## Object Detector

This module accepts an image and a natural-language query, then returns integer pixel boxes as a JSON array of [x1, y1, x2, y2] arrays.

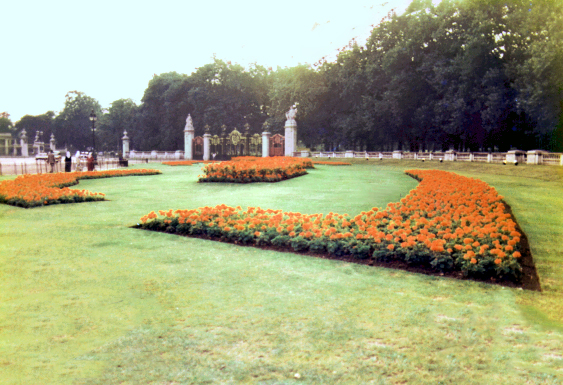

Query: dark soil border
[[133, 211, 541, 291], [501, 200, 541, 291]]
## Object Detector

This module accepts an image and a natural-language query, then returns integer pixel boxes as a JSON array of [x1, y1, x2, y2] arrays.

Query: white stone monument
[[122, 130, 130, 156], [284, 106, 297, 156], [184, 114, 195, 160]]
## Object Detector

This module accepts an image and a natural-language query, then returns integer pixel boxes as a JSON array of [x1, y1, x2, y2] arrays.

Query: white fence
[[128, 150, 184, 160], [304, 150, 563, 166]]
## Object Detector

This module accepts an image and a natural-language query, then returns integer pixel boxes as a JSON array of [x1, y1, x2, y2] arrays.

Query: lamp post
[[89, 110, 97, 159]]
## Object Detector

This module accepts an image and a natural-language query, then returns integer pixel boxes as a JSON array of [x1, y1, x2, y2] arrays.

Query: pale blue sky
[[2, 0, 414, 122]]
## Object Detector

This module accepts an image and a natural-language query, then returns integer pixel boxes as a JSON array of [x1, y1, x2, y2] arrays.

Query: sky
[[2, 0, 416, 123]]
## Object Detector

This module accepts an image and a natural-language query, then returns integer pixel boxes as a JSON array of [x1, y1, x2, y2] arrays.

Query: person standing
[[87, 154, 95, 172], [64, 151, 72, 172], [47, 150, 56, 173]]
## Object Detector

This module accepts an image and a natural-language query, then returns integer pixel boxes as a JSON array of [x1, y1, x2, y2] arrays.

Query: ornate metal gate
[[193, 124, 285, 159], [193, 136, 203, 160], [207, 124, 263, 160], [269, 134, 284, 157]]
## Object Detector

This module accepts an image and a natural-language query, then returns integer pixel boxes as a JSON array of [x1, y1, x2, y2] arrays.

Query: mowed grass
[[0, 161, 562, 384]]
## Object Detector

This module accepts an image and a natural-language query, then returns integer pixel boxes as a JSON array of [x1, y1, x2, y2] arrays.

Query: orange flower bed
[[138, 169, 524, 282], [162, 160, 218, 166], [198, 157, 313, 183], [0, 169, 161, 208]]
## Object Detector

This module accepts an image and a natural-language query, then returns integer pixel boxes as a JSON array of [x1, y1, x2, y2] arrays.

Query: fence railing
[[3, 149, 562, 176], [543, 153, 563, 166], [128, 150, 184, 160], [0, 157, 126, 176], [307, 150, 563, 166]]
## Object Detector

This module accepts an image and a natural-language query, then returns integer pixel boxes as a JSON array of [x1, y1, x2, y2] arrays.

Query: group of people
[[45, 150, 95, 173]]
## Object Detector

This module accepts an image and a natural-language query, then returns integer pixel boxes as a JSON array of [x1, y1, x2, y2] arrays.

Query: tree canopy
[[126, 0, 561, 152]]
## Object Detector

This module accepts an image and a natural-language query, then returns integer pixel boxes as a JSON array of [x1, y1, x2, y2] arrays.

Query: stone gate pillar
[[203, 125, 211, 161], [184, 114, 195, 160], [122, 130, 130, 156], [262, 131, 271, 157], [284, 106, 297, 156], [50, 133, 56, 151], [20, 129, 28, 157]]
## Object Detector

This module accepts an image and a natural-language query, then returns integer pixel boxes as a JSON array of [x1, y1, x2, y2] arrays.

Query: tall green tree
[[0, 117, 14, 134], [267, 64, 328, 148], [14, 111, 55, 142], [187, 59, 266, 134], [501, 0, 563, 149], [136, 72, 188, 150], [52, 91, 102, 151], [97, 99, 138, 153], [135, 60, 271, 150]]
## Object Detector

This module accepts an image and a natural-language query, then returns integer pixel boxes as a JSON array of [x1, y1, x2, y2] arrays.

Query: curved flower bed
[[137, 169, 523, 282], [198, 157, 313, 183], [0, 169, 161, 208]]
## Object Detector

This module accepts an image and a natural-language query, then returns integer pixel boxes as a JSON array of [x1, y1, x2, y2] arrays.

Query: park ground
[[0, 160, 562, 384]]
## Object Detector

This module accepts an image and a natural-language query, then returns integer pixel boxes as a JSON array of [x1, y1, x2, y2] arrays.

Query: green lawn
[[1, 161, 562, 384]]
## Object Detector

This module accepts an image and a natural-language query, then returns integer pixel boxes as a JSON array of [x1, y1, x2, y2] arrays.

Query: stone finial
[[244, 122, 250, 135], [204, 124, 210, 133], [122, 130, 129, 140], [20, 129, 27, 139], [184, 114, 194, 132]]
